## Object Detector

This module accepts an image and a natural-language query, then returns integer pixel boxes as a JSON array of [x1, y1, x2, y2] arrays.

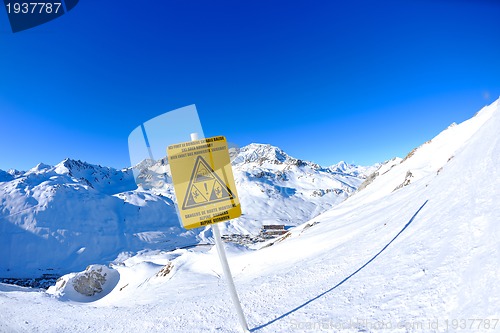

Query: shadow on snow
[[251, 200, 429, 332]]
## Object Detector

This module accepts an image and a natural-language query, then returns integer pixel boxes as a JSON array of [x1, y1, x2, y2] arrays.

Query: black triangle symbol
[[182, 156, 235, 210]]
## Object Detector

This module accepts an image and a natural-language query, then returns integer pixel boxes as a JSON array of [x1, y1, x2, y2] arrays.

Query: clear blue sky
[[1, 0, 499, 171]]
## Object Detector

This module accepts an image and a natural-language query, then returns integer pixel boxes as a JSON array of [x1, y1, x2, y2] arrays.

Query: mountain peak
[[25, 162, 52, 175], [59, 158, 98, 171], [233, 143, 289, 165], [331, 160, 349, 171], [0, 169, 14, 182], [233, 143, 315, 168], [328, 160, 379, 178]]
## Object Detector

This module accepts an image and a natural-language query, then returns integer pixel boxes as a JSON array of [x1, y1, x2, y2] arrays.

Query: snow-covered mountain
[[0, 147, 372, 279], [226, 143, 376, 234], [1, 98, 498, 333], [0, 159, 194, 279], [329, 160, 380, 178], [133, 143, 377, 235], [0, 98, 499, 332]]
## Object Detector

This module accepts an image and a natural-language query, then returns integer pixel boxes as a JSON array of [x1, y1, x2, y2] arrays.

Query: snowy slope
[[1, 147, 370, 279], [235, 97, 500, 329], [354, 100, 497, 204], [238, 98, 500, 330], [0, 99, 498, 333]]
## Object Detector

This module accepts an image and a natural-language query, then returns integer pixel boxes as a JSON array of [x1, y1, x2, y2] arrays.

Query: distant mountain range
[[0, 144, 376, 278]]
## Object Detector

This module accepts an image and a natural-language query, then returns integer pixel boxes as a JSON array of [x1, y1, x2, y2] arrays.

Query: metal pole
[[212, 223, 250, 333], [190, 132, 249, 333]]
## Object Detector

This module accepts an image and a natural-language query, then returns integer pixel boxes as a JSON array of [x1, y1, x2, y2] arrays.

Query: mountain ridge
[[0, 144, 373, 278]]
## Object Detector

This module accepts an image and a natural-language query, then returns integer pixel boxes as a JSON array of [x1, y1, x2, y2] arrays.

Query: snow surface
[[1, 98, 499, 332]]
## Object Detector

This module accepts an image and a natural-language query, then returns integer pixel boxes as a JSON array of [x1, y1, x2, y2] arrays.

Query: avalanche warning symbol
[[168, 135, 241, 229], [182, 156, 235, 210]]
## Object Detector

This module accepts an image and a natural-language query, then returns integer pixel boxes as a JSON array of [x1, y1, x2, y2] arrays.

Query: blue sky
[[1, 0, 499, 171]]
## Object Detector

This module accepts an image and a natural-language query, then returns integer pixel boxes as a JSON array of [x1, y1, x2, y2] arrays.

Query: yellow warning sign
[[167, 136, 241, 229]]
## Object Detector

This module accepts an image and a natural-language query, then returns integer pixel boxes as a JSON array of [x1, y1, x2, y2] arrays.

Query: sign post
[[168, 133, 249, 333]]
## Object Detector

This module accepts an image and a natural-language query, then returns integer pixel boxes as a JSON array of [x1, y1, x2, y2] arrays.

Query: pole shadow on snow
[[251, 200, 429, 332]]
